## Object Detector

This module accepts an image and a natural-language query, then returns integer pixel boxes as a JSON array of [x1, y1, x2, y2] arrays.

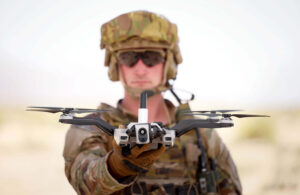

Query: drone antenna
[[138, 91, 152, 123], [140, 92, 147, 109]]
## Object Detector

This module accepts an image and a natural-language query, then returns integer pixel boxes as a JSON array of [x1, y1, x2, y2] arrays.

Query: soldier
[[63, 11, 242, 195]]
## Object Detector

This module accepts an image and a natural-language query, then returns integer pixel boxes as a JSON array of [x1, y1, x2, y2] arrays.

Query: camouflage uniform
[[63, 100, 242, 194]]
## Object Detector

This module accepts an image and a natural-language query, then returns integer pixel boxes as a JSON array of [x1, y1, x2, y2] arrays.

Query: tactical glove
[[108, 140, 165, 179]]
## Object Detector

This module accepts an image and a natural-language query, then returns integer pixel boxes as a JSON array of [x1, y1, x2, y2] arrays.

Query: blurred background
[[0, 0, 299, 194]]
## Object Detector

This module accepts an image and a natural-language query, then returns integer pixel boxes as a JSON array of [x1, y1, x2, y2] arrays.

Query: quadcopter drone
[[27, 91, 269, 148]]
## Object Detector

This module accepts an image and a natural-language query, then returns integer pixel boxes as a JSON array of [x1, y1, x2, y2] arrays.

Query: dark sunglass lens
[[142, 51, 164, 67], [118, 52, 139, 67]]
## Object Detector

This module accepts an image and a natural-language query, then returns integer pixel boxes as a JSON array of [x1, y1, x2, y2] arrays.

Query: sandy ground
[[0, 107, 299, 195]]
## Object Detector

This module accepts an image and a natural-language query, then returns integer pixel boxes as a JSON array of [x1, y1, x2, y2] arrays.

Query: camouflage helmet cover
[[100, 11, 183, 93], [101, 11, 178, 49]]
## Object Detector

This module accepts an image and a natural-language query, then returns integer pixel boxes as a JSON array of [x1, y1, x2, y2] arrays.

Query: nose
[[133, 59, 148, 76]]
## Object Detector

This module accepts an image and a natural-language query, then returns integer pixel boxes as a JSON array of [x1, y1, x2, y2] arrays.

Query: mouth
[[131, 81, 151, 84]]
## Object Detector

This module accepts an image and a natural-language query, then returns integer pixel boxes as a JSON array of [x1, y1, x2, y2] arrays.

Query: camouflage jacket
[[63, 100, 242, 195]]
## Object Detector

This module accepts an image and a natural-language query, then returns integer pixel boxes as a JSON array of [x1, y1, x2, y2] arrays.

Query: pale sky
[[0, 0, 299, 109]]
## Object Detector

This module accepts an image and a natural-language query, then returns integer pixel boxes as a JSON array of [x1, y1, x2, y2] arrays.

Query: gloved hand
[[108, 140, 165, 179]]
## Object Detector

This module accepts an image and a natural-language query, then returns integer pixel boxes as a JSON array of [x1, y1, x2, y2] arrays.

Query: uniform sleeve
[[63, 125, 136, 195], [203, 129, 242, 195]]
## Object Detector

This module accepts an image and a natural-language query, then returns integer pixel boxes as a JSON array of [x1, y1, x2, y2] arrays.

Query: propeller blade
[[213, 109, 243, 113], [27, 106, 112, 114], [182, 110, 211, 113], [26, 108, 62, 113], [184, 109, 243, 113], [227, 114, 270, 118], [27, 106, 71, 114], [183, 113, 222, 117], [185, 112, 270, 119], [27, 106, 64, 110], [70, 109, 111, 114]]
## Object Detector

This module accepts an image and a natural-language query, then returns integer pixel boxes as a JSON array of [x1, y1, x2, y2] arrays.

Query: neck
[[122, 91, 169, 124]]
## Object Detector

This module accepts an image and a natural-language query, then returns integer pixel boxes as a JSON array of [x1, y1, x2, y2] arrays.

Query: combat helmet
[[100, 11, 183, 96]]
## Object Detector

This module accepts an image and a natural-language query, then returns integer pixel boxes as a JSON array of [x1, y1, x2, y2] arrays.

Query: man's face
[[118, 52, 164, 89]]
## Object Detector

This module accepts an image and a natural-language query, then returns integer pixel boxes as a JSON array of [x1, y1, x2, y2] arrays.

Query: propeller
[[183, 109, 243, 114], [185, 112, 269, 118], [26, 106, 110, 114], [222, 114, 270, 118]]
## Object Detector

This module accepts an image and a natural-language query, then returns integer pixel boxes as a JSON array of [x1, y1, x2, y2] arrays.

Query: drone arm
[[59, 117, 115, 136], [172, 119, 228, 137]]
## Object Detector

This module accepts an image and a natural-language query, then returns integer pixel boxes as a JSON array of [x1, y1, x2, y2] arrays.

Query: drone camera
[[134, 123, 150, 144]]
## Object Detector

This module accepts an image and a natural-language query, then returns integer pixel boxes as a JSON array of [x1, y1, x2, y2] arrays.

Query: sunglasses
[[117, 51, 165, 67]]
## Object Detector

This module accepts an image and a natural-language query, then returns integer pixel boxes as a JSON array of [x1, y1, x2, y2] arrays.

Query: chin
[[132, 84, 153, 89]]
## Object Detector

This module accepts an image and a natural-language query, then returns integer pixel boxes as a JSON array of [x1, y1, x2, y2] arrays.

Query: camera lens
[[139, 128, 146, 135]]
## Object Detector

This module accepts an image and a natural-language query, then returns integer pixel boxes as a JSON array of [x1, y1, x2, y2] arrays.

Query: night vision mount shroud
[[27, 91, 269, 148]]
